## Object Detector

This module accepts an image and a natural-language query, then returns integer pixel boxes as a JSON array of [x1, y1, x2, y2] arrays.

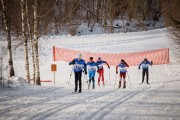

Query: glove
[[138, 66, 140, 69], [151, 61, 153, 65], [116, 71, 118, 74], [108, 66, 110, 69]]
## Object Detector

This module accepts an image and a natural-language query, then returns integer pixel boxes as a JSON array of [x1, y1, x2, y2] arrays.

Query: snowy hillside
[[0, 29, 180, 120]]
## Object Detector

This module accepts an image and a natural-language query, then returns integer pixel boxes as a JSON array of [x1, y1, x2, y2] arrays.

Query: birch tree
[[1, 0, 15, 77], [34, 0, 40, 85], [26, 0, 36, 84], [21, 0, 30, 83]]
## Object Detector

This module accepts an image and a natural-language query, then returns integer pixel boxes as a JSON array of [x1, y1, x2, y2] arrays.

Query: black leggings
[[74, 72, 82, 92], [142, 69, 149, 83], [89, 77, 95, 86]]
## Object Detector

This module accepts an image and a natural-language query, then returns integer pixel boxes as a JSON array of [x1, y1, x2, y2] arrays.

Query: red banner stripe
[[53, 46, 170, 66]]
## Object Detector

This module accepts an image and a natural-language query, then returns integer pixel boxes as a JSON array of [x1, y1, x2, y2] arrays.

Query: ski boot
[[118, 81, 121, 88], [103, 81, 105, 86], [92, 84, 95, 89], [123, 82, 126, 88], [147, 79, 149, 85], [88, 83, 91, 89], [98, 82, 100, 87]]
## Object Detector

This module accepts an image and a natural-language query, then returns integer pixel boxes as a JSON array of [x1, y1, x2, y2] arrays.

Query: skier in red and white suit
[[96, 57, 110, 86]]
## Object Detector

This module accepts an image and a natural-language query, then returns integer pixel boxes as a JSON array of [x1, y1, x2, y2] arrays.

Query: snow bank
[[2, 76, 30, 88]]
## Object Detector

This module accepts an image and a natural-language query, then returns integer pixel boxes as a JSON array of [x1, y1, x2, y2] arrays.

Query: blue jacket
[[86, 61, 99, 72], [139, 61, 152, 70], [69, 58, 86, 72], [96, 60, 107, 69]]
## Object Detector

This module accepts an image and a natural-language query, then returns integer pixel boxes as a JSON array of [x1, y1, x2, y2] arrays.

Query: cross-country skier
[[69, 54, 87, 93], [86, 57, 99, 89], [116, 59, 129, 88], [96, 57, 110, 86], [138, 58, 153, 84]]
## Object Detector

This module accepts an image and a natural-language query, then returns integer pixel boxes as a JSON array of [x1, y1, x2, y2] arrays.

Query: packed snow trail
[[0, 80, 180, 120], [0, 29, 180, 120], [0, 87, 58, 102]]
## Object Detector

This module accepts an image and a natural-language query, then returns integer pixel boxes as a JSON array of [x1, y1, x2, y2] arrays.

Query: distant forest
[[0, 0, 179, 36]]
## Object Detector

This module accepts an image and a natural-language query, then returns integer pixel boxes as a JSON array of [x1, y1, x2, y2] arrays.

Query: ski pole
[[127, 71, 131, 85], [83, 71, 88, 89], [108, 68, 111, 84], [83, 72, 85, 89], [137, 69, 140, 82], [85, 74, 89, 89], [84, 68, 89, 89], [87, 75, 90, 90], [67, 66, 73, 84], [149, 65, 153, 83], [0, 57, 2, 88], [150, 65, 153, 77], [105, 71, 107, 84], [114, 73, 117, 88]]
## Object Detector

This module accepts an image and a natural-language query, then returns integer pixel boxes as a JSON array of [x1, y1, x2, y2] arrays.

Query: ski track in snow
[[11, 85, 150, 120], [1, 81, 180, 120], [18, 89, 119, 119], [0, 87, 58, 102], [0, 87, 64, 113], [77, 86, 152, 120], [0, 29, 180, 120]]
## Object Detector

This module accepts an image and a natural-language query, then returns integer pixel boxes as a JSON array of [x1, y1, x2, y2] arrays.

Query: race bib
[[74, 64, 84, 70], [142, 64, 148, 69], [98, 64, 103, 69], [88, 66, 96, 71], [120, 67, 127, 72]]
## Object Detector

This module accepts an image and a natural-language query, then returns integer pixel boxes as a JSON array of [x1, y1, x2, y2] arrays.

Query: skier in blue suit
[[86, 57, 99, 89], [139, 58, 153, 84], [69, 54, 87, 93]]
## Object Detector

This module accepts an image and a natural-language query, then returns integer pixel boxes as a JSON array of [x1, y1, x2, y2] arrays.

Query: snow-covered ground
[[0, 29, 180, 120]]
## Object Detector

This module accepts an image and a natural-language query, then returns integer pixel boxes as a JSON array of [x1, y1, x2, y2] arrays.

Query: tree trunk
[[21, 0, 30, 83], [25, 0, 36, 84], [146, 0, 152, 20], [86, 0, 89, 20], [109, 0, 113, 33], [87, 0, 91, 27], [1, 0, 15, 77], [142, 0, 146, 21], [34, 0, 41, 85], [64, 0, 69, 23], [103, 0, 107, 26], [30, 35, 36, 84], [128, 0, 137, 22], [96, 0, 101, 23]]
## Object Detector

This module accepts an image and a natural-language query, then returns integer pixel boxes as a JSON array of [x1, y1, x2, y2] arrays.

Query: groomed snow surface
[[0, 29, 180, 120]]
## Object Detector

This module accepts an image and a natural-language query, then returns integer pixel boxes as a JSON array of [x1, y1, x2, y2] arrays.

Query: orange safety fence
[[53, 46, 170, 66], [40, 80, 52, 82]]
